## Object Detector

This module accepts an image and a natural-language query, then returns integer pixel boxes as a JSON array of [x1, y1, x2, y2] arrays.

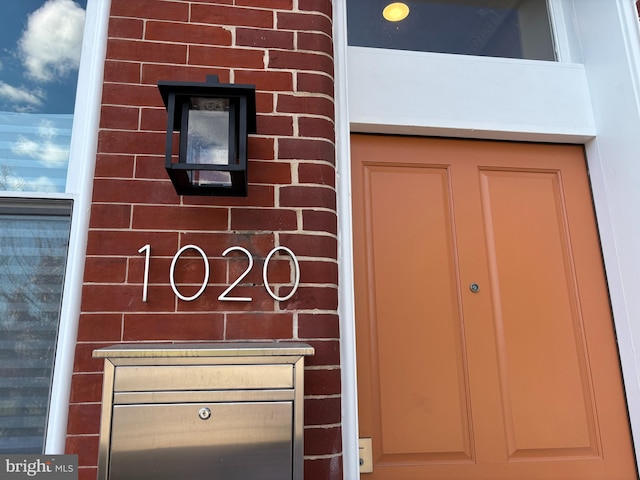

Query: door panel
[[479, 168, 597, 458], [361, 164, 473, 461], [351, 134, 636, 479]]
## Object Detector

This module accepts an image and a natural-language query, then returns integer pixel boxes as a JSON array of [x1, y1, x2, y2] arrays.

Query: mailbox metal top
[[93, 342, 314, 359]]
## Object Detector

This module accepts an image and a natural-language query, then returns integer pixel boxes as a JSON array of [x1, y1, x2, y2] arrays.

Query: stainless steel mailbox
[[94, 342, 314, 480]]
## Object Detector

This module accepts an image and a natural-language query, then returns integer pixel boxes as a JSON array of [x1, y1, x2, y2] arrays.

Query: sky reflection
[[0, 0, 86, 193]]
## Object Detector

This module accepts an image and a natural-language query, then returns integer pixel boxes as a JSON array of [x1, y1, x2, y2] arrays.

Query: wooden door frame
[[334, 1, 640, 479]]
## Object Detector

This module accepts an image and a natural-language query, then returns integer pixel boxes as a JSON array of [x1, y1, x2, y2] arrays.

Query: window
[[0, 0, 87, 193], [347, 0, 556, 61], [0, 0, 88, 453], [0, 200, 72, 454]]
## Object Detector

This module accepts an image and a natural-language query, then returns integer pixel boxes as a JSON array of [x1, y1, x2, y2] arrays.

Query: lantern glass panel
[[186, 97, 232, 187]]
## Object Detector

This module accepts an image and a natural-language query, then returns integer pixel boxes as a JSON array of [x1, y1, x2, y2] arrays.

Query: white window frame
[[35, 0, 110, 453], [334, 0, 640, 478]]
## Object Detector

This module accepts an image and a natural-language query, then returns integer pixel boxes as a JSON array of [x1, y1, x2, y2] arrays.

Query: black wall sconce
[[158, 76, 256, 196]]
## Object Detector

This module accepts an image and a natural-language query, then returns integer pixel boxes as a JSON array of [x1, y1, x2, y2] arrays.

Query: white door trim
[[333, 1, 360, 478]]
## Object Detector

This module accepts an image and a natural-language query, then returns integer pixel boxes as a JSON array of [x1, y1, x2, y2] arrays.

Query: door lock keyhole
[[198, 407, 211, 420]]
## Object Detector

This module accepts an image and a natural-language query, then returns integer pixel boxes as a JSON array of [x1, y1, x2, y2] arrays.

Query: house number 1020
[[137, 244, 300, 303]]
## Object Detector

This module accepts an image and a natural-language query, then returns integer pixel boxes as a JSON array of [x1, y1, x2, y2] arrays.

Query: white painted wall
[[348, 47, 595, 142], [335, 0, 640, 477], [576, 0, 640, 459]]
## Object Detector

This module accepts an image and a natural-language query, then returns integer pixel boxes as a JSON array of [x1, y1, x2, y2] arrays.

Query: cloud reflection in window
[[0, 0, 86, 193]]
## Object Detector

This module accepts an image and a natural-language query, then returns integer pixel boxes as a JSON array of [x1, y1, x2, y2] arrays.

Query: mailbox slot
[[94, 343, 314, 480]]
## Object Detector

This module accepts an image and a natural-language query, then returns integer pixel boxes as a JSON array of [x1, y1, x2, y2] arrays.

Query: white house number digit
[[263, 246, 300, 301], [218, 246, 253, 302], [138, 244, 151, 302], [138, 245, 299, 303], [170, 244, 210, 302]]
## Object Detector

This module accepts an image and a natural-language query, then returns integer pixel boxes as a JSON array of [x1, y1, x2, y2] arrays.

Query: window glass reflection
[[0, 204, 72, 453], [0, 0, 87, 193], [348, 0, 556, 61]]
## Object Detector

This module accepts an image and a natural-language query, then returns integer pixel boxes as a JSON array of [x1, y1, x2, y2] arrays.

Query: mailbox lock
[[198, 407, 212, 420]]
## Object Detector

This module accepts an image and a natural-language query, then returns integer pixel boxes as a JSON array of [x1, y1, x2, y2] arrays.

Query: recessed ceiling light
[[383, 2, 410, 22]]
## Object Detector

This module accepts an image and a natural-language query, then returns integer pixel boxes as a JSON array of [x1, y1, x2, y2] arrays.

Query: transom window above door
[[347, 0, 556, 61]]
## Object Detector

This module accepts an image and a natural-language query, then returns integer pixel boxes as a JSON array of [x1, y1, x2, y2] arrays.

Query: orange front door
[[351, 134, 636, 479]]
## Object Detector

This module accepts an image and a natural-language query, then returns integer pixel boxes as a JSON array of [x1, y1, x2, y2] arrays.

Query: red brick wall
[[65, 1, 340, 479]]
